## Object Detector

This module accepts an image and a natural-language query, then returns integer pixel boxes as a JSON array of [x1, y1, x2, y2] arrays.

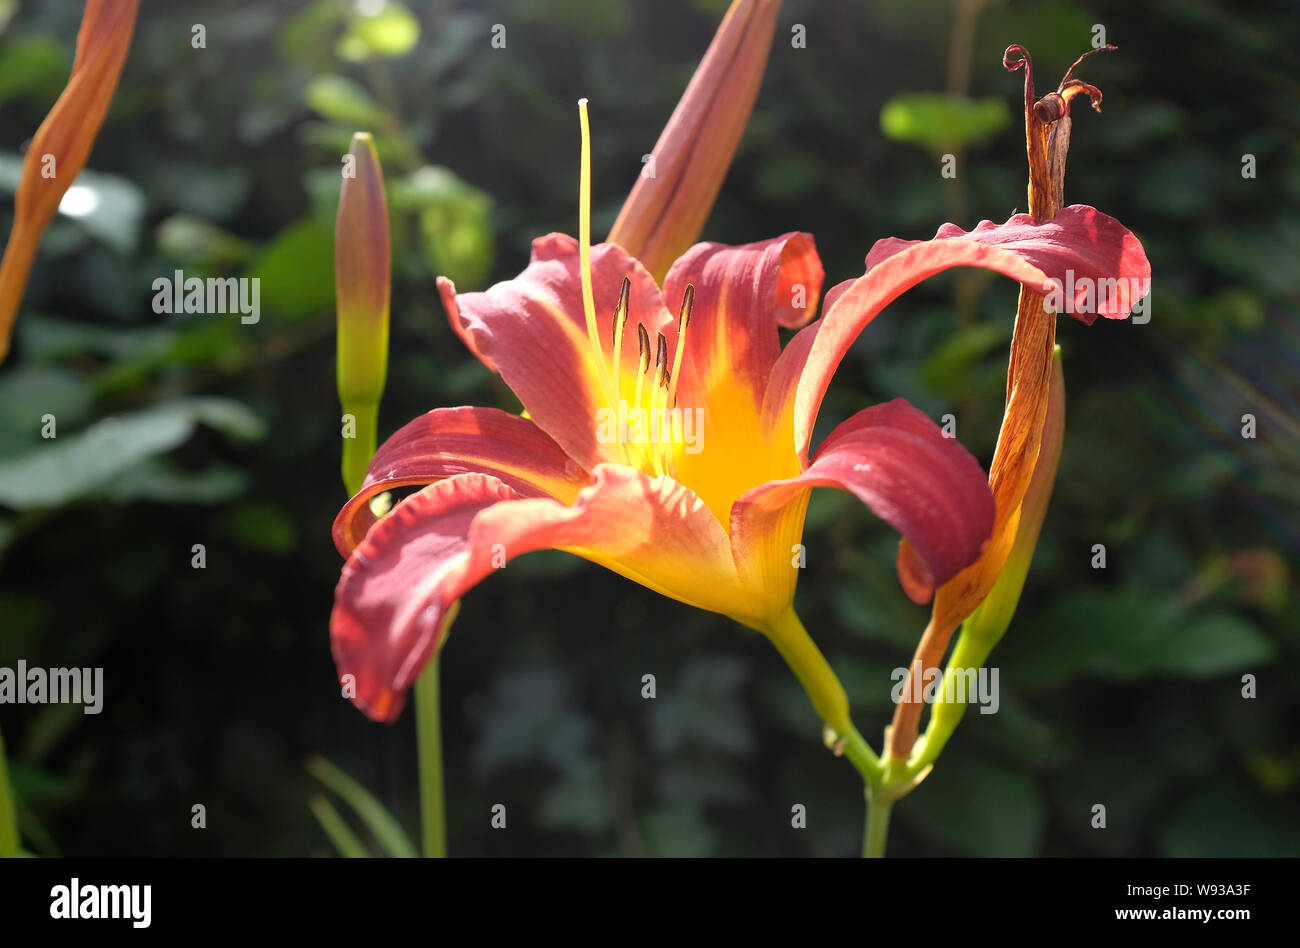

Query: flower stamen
[[667, 284, 693, 410], [650, 331, 669, 473], [577, 98, 621, 428], [610, 275, 631, 399]]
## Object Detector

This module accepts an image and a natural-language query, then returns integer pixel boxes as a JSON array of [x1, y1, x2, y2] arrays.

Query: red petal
[[332, 465, 746, 722], [865, 205, 1150, 324], [732, 399, 994, 598], [332, 473, 520, 722], [783, 238, 1053, 461], [663, 232, 823, 410], [438, 235, 673, 470], [332, 406, 589, 556], [769, 207, 1148, 460], [439, 277, 497, 373]]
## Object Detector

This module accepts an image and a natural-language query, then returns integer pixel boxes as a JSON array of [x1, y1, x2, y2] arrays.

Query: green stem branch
[[414, 657, 446, 858], [864, 790, 893, 858]]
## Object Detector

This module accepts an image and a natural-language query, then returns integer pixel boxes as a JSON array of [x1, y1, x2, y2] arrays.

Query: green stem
[[763, 607, 857, 752], [864, 790, 893, 858], [341, 400, 380, 497], [414, 657, 446, 858], [908, 626, 998, 776], [840, 722, 882, 786], [0, 726, 18, 858]]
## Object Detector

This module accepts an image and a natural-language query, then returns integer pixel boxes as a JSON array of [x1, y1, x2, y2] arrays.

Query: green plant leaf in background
[[0, 157, 145, 257], [337, 1, 420, 61], [0, 398, 265, 509], [244, 218, 336, 322], [304, 74, 389, 127], [390, 165, 495, 289], [880, 92, 1011, 152], [307, 794, 369, 858], [905, 752, 1046, 856], [0, 34, 68, 106], [1000, 586, 1277, 688], [306, 755, 417, 858]]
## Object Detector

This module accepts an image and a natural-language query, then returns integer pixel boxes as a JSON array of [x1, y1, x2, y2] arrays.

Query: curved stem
[[414, 657, 446, 858], [840, 722, 882, 786], [763, 607, 853, 742]]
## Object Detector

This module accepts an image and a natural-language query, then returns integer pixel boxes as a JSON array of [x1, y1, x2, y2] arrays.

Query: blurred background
[[0, 0, 1297, 857]]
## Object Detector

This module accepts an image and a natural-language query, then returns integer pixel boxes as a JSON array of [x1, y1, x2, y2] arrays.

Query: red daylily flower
[[330, 203, 1148, 726]]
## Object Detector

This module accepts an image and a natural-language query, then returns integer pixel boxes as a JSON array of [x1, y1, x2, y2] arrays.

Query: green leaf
[[6, 761, 74, 805], [15, 315, 174, 365], [0, 368, 94, 440], [279, 0, 347, 67], [337, 2, 420, 61], [1161, 777, 1300, 857], [0, 398, 264, 509], [829, 549, 925, 652], [905, 753, 1045, 856], [1000, 587, 1277, 688], [218, 499, 297, 554], [417, 204, 494, 288], [100, 460, 249, 506], [53, 168, 145, 256], [304, 74, 388, 127], [649, 656, 753, 756], [390, 166, 495, 289], [537, 758, 611, 834], [306, 756, 417, 858], [832, 656, 905, 712], [918, 322, 1008, 393], [0, 35, 68, 106], [156, 214, 254, 269], [0, 158, 144, 255], [307, 794, 369, 858], [244, 218, 335, 322], [641, 804, 717, 857], [15, 796, 60, 857], [756, 153, 819, 201], [880, 93, 1011, 152]]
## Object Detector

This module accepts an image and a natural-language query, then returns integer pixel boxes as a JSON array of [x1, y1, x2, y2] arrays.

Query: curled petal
[[333, 406, 589, 556], [731, 400, 994, 618], [784, 237, 1053, 463], [332, 473, 522, 722], [439, 235, 673, 470], [332, 465, 746, 721], [440, 277, 496, 373], [864, 205, 1151, 324], [778, 206, 1148, 462]]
